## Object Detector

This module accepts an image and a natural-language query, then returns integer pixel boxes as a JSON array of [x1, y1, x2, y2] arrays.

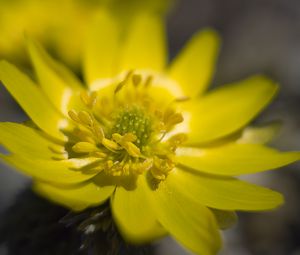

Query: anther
[[144, 75, 153, 88], [102, 138, 121, 151], [78, 111, 94, 126], [72, 142, 99, 153], [114, 81, 126, 94], [80, 91, 97, 108], [68, 110, 80, 123], [175, 96, 190, 102], [92, 123, 105, 142], [132, 74, 142, 87], [114, 70, 134, 94]]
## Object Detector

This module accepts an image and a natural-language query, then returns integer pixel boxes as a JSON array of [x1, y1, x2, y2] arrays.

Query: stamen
[[80, 91, 97, 108], [132, 74, 142, 87], [67, 71, 186, 180], [72, 142, 99, 153], [78, 111, 94, 126], [114, 70, 133, 94], [68, 109, 80, 123], [92, 123, 105, 142], [112, 133, 141, 158], [175, 96, 190, 102], [73, 128, 95, 144], [102, 138, 121, 152], [144, 75, 153, 88]]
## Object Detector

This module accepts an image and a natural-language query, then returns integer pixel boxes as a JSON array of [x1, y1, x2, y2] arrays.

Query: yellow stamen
[[102, 138, 121, 151], [72, 142, 99, 153], [78, 111, 94, 126], [132, 74, 142, 87], [68, 109, 80, 123]]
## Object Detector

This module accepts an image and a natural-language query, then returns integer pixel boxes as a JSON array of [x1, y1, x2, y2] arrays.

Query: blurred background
[[1, 0, 300, 254]]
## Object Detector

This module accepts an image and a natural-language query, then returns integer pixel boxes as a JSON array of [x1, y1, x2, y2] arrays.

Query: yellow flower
[[0, 10, 299, 255], [0, 0, 171, 68]]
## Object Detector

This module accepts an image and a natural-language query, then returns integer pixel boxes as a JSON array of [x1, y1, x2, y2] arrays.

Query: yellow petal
[[83, 10, 120, 86], [210, 208, 237, 230], [0, 122, 64, 159], [119, 13, 166, 72], [168, 29, 220, 97], [238, 121, 281, 144], [152, 178, 221, 255], [33, 181, 114, 211], [26, 38, 83, 114], [184, 75, 278, 144], [165, 168, 284, 211], [0, 155, 97, 185], [111, 176, 166, 244], [176, 144, 300, 176], [0, 61, 67, 141]]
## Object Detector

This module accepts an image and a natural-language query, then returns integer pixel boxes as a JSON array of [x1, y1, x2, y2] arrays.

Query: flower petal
[[165, 168, 283, 211], [238, 121, 281, 144], [119, 13, 166, 72], [210, 208, 237, 230], [33, 181, 114, 211], [83, 10, 120, 87], [183, 75, 278, 144], [168, 29, 220, 97], [111, 176, 166, 244], [0, 61, 67, 141], [152, 178, 221, 255], [0, 154, 97, 184], [26, 38, 83, 114], [176, 143, 300, 176], [0, 122, 64, 159]]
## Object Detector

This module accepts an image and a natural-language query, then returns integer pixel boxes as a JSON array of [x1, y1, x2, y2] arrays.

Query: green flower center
[[111, 107, 152, 148]]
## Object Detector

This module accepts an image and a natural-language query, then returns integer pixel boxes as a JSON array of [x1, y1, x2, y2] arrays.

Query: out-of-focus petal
[[119, 13, 166, 72], [0, 61, 67, 141], [168, 29, 220, 97]]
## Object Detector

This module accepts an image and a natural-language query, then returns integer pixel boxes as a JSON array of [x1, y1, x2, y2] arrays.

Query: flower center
[[67, 71, 187, 180], [111, 106, 152, 148]]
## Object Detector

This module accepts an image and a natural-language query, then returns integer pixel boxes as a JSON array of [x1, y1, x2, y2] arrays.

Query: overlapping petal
[[0, 122, 64, 159], [0, 155, 98, 184], [176, 143, 300, 176], [168, 29, 220, 97], [33, 180, 115, 211], [183, 75, 278, 144], [27, 38, 83, 114], [119, 13, 166, 72], [83, 10, 120, 87], [111, 176, 166, 243], [165, 168, 283, 211], [210, 208, 237, 230], [238, 121, 281, 144], [152, 177, 221, 255], [0, 61, 67, 140]]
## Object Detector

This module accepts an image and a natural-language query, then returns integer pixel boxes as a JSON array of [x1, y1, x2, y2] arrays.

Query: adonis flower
[[0, 10, 299, 255]]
